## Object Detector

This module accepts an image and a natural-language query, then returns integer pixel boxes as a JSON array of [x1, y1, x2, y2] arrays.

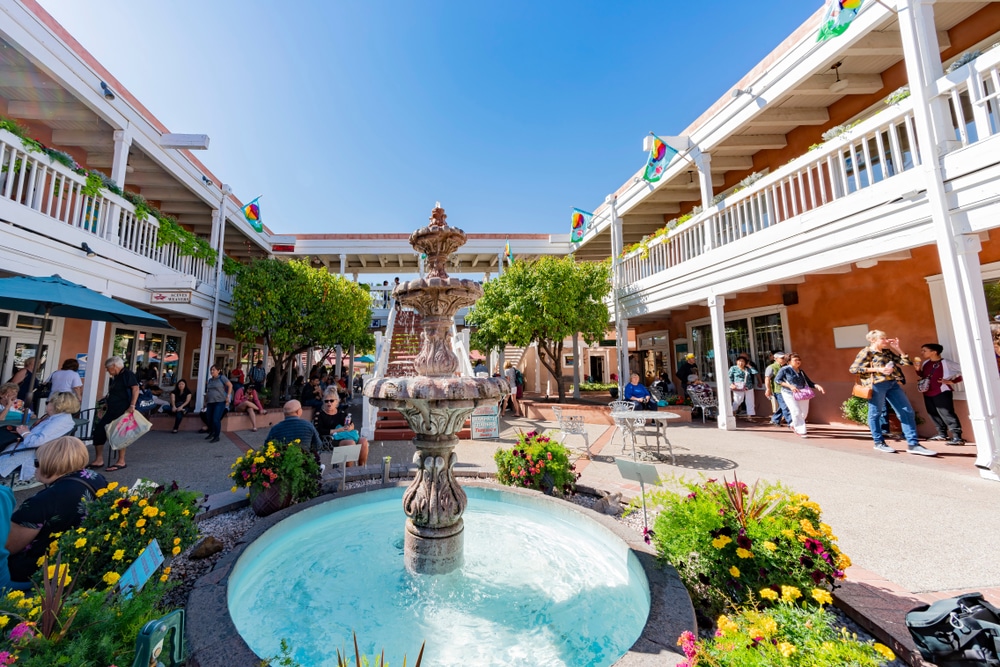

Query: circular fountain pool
[[227, 485, 651, 666]]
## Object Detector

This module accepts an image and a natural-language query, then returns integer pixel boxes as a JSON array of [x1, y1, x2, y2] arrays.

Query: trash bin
[[609, 387, 619, 400]]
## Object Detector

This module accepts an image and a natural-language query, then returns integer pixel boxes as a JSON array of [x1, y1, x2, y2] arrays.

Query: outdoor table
[[610, 410, 680, 464]]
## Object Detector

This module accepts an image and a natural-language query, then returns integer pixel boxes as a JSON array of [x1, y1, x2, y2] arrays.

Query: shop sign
[[150, 291, 192, 304], [471, 403, 500, 439]]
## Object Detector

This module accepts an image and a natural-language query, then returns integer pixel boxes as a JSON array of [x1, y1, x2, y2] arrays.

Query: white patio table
[[610, 410, 680, 464]]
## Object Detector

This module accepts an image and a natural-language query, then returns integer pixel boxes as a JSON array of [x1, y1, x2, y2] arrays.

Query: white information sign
[[150, 291, 192, 304], [471, 403, 500, 439]]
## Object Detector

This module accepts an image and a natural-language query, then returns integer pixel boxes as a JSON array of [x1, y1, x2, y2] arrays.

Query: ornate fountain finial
[[429, 204, 447, 228]]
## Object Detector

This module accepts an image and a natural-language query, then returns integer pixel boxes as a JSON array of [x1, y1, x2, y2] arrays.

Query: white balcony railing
[[936, 45, 1000, 148], [619, 100, 922, 286], [0, 128, 217, 287]]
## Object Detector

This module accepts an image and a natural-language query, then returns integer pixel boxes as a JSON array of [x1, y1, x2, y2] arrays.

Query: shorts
[[332, 430, 360, 442]]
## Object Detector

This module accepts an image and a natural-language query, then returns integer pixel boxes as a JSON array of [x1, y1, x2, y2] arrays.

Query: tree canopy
[[467, 255, 611, 400], [230, 258, 373, 404]]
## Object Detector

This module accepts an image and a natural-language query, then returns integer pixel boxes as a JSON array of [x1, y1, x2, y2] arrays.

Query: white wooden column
[[340, 254, 347, 275], [195, 319, 212, 412], [572, 332, 581, 399], [900, 0, 1000, 480], [694, 151, 713, 211], [105, 129, 131, 242], [708, 294, 735, 430], [82, 320, 108, 414], [610, 197, 630, 389]]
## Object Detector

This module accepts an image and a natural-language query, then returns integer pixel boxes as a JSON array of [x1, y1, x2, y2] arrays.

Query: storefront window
[[691, 312, 787, 384], [15, 316, 53, 333], [112, 328, 183, 386], [113, 330, 136, 368]]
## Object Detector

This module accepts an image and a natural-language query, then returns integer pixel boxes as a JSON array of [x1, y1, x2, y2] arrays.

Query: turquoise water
[[228, 486, 650, 666]]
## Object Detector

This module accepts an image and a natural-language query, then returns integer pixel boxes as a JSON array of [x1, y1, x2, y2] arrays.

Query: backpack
[[514, 369, 524, 387], [135, 389, 158, 415], [906, 593, 1000, 666]]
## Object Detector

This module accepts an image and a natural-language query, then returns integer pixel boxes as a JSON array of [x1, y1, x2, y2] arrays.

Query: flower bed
[[230, 439, 321, 512]]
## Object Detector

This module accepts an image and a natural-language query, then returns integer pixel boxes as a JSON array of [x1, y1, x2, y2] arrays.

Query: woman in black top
[[7, 436, 107, 583], [167, 379, 193, 433], [312, 389, 368, 466], [92, 356, 139, 471]]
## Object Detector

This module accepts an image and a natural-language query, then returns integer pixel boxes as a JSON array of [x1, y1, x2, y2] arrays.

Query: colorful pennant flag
[[571, 208, 593, 243], [817, 0, 864, 42], [642, 135, 679, 183], [505, 238, 514, 265], [242, 197, 263, 233]]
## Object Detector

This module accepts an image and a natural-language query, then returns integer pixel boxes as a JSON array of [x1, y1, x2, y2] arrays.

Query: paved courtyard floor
[[37, 407, 996, 612]]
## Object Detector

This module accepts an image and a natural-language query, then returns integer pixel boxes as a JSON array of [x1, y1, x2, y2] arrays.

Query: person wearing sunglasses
[[312, 388, 368, 466]]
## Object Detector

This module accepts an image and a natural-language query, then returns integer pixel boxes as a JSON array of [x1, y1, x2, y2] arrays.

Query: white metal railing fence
[[0, 128, 217, 286], [935, 46, 1000, 149], [362, 299, 399, 439], [369, 285, 394, 309], [619, 100, 921, 286]]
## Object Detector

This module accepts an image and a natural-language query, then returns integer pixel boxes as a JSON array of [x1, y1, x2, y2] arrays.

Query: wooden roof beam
[[8, 100, 94, 123], [752, 108, 830, 126], [797, 73, 884, 95]]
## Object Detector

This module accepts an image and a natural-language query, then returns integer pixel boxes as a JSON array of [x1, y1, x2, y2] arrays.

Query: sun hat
[[685, 353, 695, 360], [773, 351, 786, 358]]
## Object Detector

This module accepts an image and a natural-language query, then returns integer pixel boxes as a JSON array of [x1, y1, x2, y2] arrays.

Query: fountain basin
[[186, 483, 695, 667]]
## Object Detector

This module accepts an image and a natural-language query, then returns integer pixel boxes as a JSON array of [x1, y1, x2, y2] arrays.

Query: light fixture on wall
[[829, 62, 849, 94], [201, 175, 213, 187], [80, 242, 96, 257], [99, 81, 115, 100], [731, 87, 753, 99]]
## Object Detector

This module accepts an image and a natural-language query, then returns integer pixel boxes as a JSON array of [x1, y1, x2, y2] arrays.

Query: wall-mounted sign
[[150, 291, 192, 304]]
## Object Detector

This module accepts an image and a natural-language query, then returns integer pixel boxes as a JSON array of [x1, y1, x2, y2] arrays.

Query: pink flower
[[9, 622, 34, 642], [0, 652, 15, 666]]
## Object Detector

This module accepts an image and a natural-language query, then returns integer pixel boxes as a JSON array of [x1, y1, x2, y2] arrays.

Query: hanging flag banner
[[642, 134, 679, 183], [571, 209, 593, 243], [817, 0, 864, 42], [242, 197, 263, 233], [505, 238, 514, 265]]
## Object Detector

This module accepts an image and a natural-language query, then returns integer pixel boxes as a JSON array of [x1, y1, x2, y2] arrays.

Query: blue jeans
[[867, 380, 918, 447], [207, 402, 227, 438], [771, 393, 792, 425]]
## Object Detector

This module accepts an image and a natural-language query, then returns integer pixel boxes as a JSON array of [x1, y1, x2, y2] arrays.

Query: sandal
[[251, 428, 258, 432], [105, 464, 128, 472]]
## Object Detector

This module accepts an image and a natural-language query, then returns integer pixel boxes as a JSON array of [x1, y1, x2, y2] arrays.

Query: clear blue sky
[[39, 0, 816, 236]]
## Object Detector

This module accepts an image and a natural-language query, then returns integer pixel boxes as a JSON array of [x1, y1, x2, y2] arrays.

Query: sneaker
[[873, 443, 896, 453], [907, 444, 938, 457], [927, 435, 948, 441], [12, 478, 42, 491], [946, 439, 966, 446]]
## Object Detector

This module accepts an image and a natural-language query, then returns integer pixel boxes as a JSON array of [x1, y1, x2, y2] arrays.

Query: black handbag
[[906, 593, 1000, 666], [0, 426, 21, 449]]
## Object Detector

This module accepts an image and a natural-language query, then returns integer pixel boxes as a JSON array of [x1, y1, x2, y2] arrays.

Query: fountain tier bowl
[[195, 484, 694, 667]]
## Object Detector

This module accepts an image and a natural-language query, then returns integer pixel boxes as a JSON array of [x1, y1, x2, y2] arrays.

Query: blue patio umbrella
[[0, 274, 170, 422], [353, 354, 376, 364]]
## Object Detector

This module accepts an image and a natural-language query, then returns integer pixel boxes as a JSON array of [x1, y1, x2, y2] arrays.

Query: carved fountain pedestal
[[364, 206, 508, 574]]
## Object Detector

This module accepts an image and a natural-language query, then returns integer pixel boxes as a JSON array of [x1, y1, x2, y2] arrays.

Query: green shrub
[[841, 395, 869, 424], [646, 475, 849, 615], [494, 430, 578, 495], [676, 596, 896, 666], [577, 382, 617, 391]]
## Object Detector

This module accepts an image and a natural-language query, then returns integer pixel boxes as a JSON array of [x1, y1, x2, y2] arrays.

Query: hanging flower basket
[[250, 483, 293, 517]]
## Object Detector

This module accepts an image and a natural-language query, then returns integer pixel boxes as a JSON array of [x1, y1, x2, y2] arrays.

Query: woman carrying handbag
[[848, 330, 937, 456], [774, 353, 824, 437]]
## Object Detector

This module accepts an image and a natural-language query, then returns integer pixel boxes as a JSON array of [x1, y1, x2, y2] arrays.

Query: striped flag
[[817, 0, 864, 42], [571, 209, 593, 243], [642, 135, 679, 183], [505, 238, 514, 265], [242, 197, 263, 233]]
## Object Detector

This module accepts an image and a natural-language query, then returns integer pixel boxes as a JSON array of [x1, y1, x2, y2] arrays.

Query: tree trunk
[[537, 340, 566, 401]]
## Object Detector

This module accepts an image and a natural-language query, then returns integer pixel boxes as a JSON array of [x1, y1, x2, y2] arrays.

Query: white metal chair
[[687, 385, 719, 424], [551, 406, 592, 459], [608, 400, 640, 454]]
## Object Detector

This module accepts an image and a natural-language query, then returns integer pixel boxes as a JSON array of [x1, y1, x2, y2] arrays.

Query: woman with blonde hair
[[0, 383, 19, 422], [849, 329, 936, 456], [0, 391, 81, 486], [6, 436, 107, 583]]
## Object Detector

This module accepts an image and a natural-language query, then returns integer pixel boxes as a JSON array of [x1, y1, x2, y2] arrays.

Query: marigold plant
[[230, 439, 320, 503], [49, 480, 200, 590], [646, 475, 849, 615], [676, 595, 895, 666], [494, 430, 579, 496]]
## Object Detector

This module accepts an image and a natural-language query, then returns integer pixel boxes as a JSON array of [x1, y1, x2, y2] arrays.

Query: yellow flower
[[231, 486, 238, 493], [781, 585, 802, 602], [74, 537, 87, 549], [163, 566, 171, 576], [729, 566, 740, 578], [113, 549, 125, 561], [135, 518, 147, 528], [0, 615, 8, 628], [16, 596, 34, 609], [76, 527, 86, 534], [173, 537, 181, 546], [109, 513, 119, 521], [254, 456, 265, 464], [6, 591, 24, 601], [143, 506, 159, 517], [46, 564, 72, 585], [777, 642, 796, 657], [736, 548, 753, 559], [138, 498, 148, 507], [762, 541, 777, 552], [95, 488, 108, 498], [102, 571, 121, 586], [873, 643, 896, 660], [711, 535, 732, 549], [716, 615, 739, 635], [48, 541, 58, 556], [812, 588, 833, 606], [27, 606, 40, 619], [129, 495, 139, 502], [121, 507, 129, 515], [107, 481, 119, 491], [120, 521, 127, 528], [160, 574, 168, 582], [759, 588, 778, 601], [182, 510, 190, 516], [758, 617, 778, 636], [837, 553, 852, 569], [781, 529, 795, 539], [172, 546, 181, 556]]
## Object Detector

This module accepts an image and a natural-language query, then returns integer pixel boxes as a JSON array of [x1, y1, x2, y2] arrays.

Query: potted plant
[[230, 439, 321, 516], [494, 430, 579, 496]]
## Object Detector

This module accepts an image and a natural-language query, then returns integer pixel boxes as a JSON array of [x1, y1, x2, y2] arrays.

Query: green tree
[[230, 258, 373, 405], [467, 255, 611, 401]]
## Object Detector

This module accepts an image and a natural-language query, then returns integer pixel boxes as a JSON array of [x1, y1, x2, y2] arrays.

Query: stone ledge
[[833, 580, 935, 667]]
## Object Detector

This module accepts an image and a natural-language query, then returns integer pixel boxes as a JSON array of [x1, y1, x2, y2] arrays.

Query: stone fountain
[[364, 205, 508, 574]]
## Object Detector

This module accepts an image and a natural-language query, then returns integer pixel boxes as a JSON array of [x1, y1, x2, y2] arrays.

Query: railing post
[[966, 64, 991, 142]]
